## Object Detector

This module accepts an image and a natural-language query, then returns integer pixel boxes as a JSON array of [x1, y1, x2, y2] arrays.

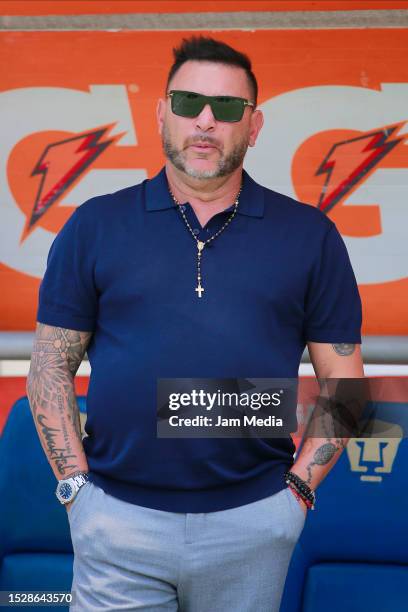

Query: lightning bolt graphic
[[22, 125, 121, 241], [316, 122, 406, 214]]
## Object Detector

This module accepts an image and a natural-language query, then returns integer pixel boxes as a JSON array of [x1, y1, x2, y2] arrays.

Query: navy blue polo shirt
[[37, 166, 362, 512]]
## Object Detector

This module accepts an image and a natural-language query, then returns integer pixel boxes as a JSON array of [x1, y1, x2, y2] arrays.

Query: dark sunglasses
[[167, 90, 255, 123]]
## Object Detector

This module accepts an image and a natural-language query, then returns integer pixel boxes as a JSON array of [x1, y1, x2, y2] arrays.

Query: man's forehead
[[168, 60, 251, 97]]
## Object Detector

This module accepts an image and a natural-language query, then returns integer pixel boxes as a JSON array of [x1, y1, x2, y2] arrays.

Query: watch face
[[58, 482, 74, 501]]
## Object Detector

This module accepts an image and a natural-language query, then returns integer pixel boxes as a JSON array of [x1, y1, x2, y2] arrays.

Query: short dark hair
[[166, 36, 258, 106]]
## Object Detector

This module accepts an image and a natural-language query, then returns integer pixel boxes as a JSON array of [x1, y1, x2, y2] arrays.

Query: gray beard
[[162, 125, 249, 179]]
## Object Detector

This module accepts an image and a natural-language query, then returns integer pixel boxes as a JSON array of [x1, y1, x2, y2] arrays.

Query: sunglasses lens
[[212, 97, 245, 122], [171, 91, 205, 118], [170, 91, 246, 122]]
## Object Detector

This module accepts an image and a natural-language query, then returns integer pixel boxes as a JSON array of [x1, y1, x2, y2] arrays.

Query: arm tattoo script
[[332, 343, 355, 356], [36, 413, 77, 474], [27, 323, 92, 477]]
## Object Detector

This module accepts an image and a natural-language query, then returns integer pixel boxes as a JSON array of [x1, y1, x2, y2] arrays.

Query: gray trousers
[[68, 480, 305, 612]]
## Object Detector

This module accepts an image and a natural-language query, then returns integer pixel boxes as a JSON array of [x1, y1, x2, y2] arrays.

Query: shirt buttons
[[193, 228, 200, 235]]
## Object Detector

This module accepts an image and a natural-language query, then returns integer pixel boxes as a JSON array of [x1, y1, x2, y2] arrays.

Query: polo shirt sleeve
[[304, 222, 362, 344], [36, 208, 97, 332]]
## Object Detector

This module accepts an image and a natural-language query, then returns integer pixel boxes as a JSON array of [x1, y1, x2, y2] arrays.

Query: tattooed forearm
[[37, 413, 77, 475], [27, 323, 92, 480], [314, 442, 338, 465], [332, 343, 355, 356], [292, 384, 350, 486], [303, 439, 347, 484], [27, 323, 91, 418]]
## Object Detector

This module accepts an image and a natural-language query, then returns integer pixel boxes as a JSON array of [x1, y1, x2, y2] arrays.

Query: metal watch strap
[[71, 472, 89, 490]]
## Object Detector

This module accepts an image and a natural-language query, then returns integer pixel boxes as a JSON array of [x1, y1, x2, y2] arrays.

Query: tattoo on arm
[[27, 324, 92, 477], [304, 440, 346, 484], [332, 343, 355, 356], [302, 391, 348, 485], [36, 413, 77, 474]]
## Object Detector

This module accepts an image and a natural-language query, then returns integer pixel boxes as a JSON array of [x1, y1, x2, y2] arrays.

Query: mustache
[[185, 135, 222, 150]]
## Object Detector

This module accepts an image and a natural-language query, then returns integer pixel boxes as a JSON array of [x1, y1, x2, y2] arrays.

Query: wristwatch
[[55, 472, 89, 505]]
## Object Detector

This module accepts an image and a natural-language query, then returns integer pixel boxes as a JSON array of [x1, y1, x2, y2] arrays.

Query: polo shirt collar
[[144, 166, 264, 218]]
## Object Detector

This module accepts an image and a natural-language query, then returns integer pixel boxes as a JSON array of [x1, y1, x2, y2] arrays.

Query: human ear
[[248, 109, 264, 147], [156, 98, 166, 135]]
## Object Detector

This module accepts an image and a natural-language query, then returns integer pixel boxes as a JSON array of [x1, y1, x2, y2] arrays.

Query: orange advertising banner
[[1, 28, 407, 333], [2, 1, 408, 15]]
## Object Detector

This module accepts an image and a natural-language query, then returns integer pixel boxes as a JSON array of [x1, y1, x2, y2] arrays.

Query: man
[[27, 36, 364, 611]]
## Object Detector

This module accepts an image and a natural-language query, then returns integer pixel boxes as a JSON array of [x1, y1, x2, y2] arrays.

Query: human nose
[[195, 103, 216, 131]]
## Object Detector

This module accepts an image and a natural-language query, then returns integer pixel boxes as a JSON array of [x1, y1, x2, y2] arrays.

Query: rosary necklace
[[168, 182, 242, 298]]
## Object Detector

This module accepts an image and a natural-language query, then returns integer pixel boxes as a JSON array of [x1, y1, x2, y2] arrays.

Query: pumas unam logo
[[347, 420, 403, 483]]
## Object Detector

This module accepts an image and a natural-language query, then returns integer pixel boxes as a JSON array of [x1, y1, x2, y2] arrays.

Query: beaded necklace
[[168, 183, 242, 298]]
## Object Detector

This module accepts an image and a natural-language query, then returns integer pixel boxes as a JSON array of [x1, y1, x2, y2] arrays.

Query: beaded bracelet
[[287, 484, 314, 510], [285, 470, 316, 510]]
